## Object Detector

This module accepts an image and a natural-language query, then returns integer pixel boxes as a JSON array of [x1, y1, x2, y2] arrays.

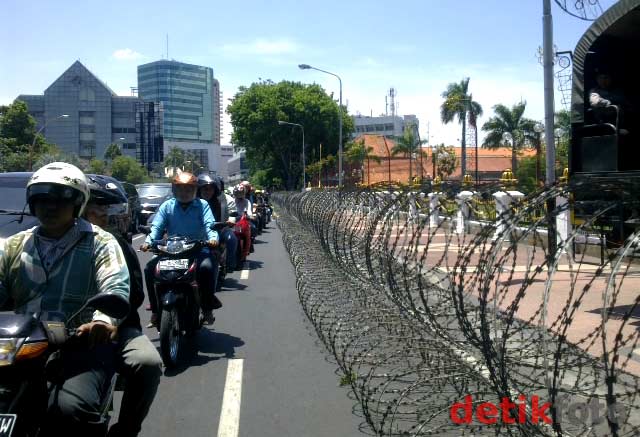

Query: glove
[[208, 239, 219, 248]]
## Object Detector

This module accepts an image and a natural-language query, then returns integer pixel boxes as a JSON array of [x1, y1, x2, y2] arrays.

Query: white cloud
[[111, 48, 144, 61], [221, 38, 299, 56]]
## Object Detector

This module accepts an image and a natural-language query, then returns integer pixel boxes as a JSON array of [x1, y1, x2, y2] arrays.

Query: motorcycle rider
[[0, 162, 130, 434], [83, 176, 162, 437], [197, 174, 238, 273], [232, 184, 252, 262], [141, 172, 220, 327]]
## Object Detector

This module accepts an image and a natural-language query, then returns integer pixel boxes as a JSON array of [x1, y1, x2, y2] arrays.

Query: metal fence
[[274, 179, 640, 436]]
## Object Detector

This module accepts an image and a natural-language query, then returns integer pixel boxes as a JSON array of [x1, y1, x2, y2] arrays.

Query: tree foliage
[[441, 78, 482, 177], [0, 100, 53, 171], [432, 144, 457, 180], [227, 80, 354, 190], [104, 143, 122, 161], [111, 156, 149, 184], [391, 124, 428, 183], [481, 101, 537, 173]]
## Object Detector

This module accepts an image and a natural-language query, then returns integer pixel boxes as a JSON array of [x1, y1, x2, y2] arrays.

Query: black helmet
[[86, 175, 127, 205], [198, 174, 221, 196], [215, 176, 225, 192]]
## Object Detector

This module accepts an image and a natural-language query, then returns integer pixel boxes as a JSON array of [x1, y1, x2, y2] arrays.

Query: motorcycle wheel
[[160, 308, 180, 368]]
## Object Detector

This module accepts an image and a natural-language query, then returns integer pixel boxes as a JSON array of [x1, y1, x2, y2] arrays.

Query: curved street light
[[278, 120, 306, 189], [30, 114, 69, 170], [298, 63, 343, 187]]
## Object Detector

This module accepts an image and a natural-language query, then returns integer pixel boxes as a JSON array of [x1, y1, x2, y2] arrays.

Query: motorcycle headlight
[[0, 338, 20, 366], [158, 241, 195, 254]]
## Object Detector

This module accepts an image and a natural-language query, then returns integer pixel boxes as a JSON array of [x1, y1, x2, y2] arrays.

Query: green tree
[[87, 158, 107, 174], [104, 143, 122, 161], [440, 78, 483, 178], [390, 124, 428, 184], [481, 101, 536, 173], [111, 156, 149, 184], [0, 100, 52, 171], [227, 80, 354, 190], [432, 144, 457, 180], [163, 147, 185, 174], [345, 139, 381, 185]]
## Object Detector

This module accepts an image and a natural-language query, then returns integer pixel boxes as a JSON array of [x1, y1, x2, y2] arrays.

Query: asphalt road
[[113, 222, 366, 437]]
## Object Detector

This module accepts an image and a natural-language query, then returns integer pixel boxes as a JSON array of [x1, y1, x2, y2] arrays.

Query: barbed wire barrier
[[274, 180, 640, 436]]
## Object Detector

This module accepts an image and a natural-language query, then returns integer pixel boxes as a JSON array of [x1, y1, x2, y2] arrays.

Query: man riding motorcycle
[[141, 172, 220, 327], [0, 162, 130, 435], [83, 176, 162, 437], [197, 174, 238, 273], [232, 184, 253, 261]]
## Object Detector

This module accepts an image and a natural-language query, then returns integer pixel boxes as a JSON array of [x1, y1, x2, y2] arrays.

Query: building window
[[79, 87, 95, 102], [79, 141, 96, 158], [79, 132, 95, 141], [79, 111, 95, 125]]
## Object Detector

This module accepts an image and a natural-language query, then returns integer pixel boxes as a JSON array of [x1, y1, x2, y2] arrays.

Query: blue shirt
[[145, 198, 218, 244]]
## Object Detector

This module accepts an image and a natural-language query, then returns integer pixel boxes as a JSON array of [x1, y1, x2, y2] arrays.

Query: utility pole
[[543, 0, 557, 259]]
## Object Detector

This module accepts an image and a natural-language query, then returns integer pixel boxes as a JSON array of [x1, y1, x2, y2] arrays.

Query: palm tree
[[346, 140, 382, 185], [441, 78, 483, 178], [481, 101, 536, 173], [391, 124, 428, 184]]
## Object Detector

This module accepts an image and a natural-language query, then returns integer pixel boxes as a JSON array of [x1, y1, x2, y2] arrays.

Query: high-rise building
[[137, 60, 221, 143], [16, 61, 162, 164]]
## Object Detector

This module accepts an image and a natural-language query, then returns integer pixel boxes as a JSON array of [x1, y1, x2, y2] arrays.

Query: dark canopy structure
[[571, 0, 640, 124]]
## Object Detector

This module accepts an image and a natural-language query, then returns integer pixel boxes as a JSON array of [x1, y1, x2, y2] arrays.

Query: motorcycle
[[0, 294, 129, 436], [229, 212, 252, 264], [212, 222, 228, 291], [147, 236, 208, 368]]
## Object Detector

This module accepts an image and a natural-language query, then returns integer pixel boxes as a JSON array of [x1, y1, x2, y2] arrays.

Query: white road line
[[132, 234, 146, 242], [217, 358, 244, 437], [240, 263, 249, 280]]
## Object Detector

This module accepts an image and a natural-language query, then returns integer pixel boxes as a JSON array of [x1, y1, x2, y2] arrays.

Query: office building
[[137, 60, 222, 143]]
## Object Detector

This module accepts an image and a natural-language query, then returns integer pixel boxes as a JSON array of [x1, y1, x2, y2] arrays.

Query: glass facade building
[[16, 61, 153, 161], [138, 60, 216, 143]]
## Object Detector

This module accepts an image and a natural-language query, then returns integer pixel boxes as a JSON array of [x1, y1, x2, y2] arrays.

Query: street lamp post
[[534, 123, 544, 186], [299, 64, 343, 187], [278, 121, 306, 189], [29, 114, 69, 170]]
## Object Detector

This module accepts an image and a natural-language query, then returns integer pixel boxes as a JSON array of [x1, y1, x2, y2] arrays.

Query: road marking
[[132, 233, 146, 242], [217, 358, 244, 437], [240, 263, 249, 280]]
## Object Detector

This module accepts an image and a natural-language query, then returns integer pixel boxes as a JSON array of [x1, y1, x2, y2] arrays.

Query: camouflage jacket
[[0, 219, 130, 326]]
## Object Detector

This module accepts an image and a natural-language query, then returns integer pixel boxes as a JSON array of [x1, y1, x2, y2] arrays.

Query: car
[[0, 172, 39, 239], [121, 181, 142, 232], [136, 183, 173, 225]]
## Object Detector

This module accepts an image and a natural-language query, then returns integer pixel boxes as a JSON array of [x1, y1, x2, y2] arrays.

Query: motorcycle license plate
[[158, 259, 189, 270], [0, 414, 16, 436]]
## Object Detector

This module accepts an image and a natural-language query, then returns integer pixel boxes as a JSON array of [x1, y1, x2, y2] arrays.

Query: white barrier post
[[456, 190, 474, 234]]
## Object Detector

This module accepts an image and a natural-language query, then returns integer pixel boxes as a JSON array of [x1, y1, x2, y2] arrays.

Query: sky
[[0, 0, 617, 148]]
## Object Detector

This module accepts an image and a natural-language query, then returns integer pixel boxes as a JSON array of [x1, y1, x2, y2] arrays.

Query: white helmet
[[27, 162, 90, 217]]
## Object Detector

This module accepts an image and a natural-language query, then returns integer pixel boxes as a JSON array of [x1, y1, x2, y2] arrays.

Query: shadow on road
[[158, 329, 245, 376], [220, 277, 248, 291]]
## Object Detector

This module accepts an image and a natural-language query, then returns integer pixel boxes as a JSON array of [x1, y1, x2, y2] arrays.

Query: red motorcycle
[[231, 212, 251, 264]]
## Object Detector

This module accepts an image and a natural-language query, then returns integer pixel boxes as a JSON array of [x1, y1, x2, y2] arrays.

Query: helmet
[[215, 176, 225, 193], [26, 162, 90, 217], [173, 172, 198, 186], [197, 174, 221, 197], [86, 175, 127, 205], [241, 180, 252, 195], [233, 184, 246, 199]]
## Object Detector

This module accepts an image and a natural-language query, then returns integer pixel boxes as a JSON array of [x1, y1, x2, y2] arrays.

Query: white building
[[352, 114, 420, 139]]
